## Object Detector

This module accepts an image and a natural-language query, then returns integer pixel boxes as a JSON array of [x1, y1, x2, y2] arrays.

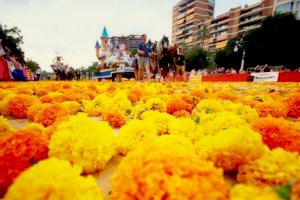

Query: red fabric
[[0, 56, 11, 81], [278, 72, 300, 82], [202, 74, 250, 82]]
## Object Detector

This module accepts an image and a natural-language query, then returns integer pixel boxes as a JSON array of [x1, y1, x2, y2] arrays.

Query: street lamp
[[234, 39, 247, 73]]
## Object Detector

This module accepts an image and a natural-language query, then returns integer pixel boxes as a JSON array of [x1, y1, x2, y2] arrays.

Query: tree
[[243, 13, 300, 70], [215, 37, 243, 70], [177, 42, 189, 51], [0, 24, 25, 62], [26, 60, 39, 72], [198, 24, 208, 48], [184, 46, 209, 71]]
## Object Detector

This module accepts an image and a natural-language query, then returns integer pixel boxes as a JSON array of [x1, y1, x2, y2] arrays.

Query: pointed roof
[[95, 41, 101, 49], [101, 26, 109, 39]]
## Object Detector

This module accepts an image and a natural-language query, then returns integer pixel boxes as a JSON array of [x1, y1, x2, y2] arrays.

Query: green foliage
[[178, 42, 189, 51], [3, 25, 23, 47], [214, 13, 300, 70], [26, 60, 39, 72], [184, 46, 209, 71], [131, 49, 138, 56], [215, 37, 242, 70]]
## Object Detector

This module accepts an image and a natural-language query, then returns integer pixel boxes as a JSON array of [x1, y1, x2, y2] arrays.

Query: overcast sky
[[0, 0, 259, 71]]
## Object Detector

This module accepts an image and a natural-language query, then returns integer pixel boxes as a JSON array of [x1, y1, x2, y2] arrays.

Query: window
[[275, 3, 292, 13]]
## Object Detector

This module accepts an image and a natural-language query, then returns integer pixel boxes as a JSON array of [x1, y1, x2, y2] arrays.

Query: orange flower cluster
[[28, 103, 70, 127], [0, 130, 49, 197], [166, 94, 198, 116], [285, 92, 300, 118], [102, 109, 127, 128], [8, 94, 38, 119], [254, 101, 288, 118], [252, 117, 300, 153], [127, 86, 146, 104]]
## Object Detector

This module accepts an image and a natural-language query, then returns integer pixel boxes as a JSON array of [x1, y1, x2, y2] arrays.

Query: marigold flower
[[8, 94, 38, 119], [127, 86, 147, 104], [230, 184, 281, 200], [254, 100, 288, 118], [195, 126, 265, 172], [0, 116, 15, 138], [141, 111, 175, 135], [62, 101, 81, 115], [252, 117, 300, 153], [166, 96, 192, 115], [102, 108, 127, 128], [0, 130, 49, 196], [4, 158, 104, 200], [32, 103, 70, 127], [49, 113, 116, 174], [110, 143, 229, 200], [237, 148, 300, 187], [144, 97, 167, 112], [285, 92, 300, 118], [116, 119, 158, 155], [169, 118, 200, 143]]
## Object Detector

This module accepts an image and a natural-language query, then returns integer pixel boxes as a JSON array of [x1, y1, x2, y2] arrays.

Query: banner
[[251, 72, 279, 82]]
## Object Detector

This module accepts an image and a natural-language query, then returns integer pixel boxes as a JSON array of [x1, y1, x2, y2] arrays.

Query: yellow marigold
[[116, 119, 158, 155], [0, 89, 14, 100], [4, 158, 103, 200], [62, 101, 81, 115], [129, 103, 147, 119], [230, 184, 281, 200], [195, 126, 265, 172], [0, 94, 16, 116], [110, 143, 229, 200], [237, 148, 300, 186], [169, 118, 200, 143], [49, 113, 116, 174], [144, 97, 167, 112], [111, 91, 132, 114], [197, 111, 249, 136], [0, 116, 15, 138], [152, 134, 196, 152], [141, 111, 175, 135], [82, 100, 101, 116]]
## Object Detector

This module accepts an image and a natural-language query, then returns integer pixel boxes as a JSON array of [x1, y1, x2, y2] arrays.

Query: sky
[[0, 0, 259, 71]]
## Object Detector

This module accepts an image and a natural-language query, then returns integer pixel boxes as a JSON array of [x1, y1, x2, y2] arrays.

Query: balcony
[[216, 41, 227, 49], [185, 37, 193, 44], [176, 30, 184, 36], [186, 14, 194, 21], [187, 8, 194, 15], [177, 18, 185, 25], [239, 15, 263, 26], [177, 13, 186, 20], [216, 34, 228, 42]]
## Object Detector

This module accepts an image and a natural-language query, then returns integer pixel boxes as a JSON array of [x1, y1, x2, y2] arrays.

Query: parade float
[[93, 27, 135, 81]]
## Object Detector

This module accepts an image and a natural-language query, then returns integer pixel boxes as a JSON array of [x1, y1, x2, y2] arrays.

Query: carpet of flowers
[[0, 81, 299, 200]]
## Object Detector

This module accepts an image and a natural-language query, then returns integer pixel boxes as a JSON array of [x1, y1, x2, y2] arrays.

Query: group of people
[[0, 26, 42, 82], [134, 34, 186, 81], [50, 57, 81, 81]]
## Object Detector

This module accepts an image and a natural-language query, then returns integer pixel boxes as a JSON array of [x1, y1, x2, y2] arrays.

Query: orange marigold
[[8, 94, 38, 119], [102, 109, 127, 128], [110, 143, 229, 200], [285, 92, 300, 118], [0, 130, 49, 197], [252, 117, 300, 153], [254, 101, 288, 118], [32, 103, 70, 127]]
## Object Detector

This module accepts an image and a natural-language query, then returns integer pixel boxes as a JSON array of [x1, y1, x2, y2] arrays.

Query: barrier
[[202, 72, 300, 82]]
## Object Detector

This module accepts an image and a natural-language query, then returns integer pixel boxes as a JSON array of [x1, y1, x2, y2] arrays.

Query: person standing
[[150, 41, 159, 77], [175, 47, 187, 81], [36, 67, 41, 81], [75, 69, 81, 81], [137, 34, 151, 81]]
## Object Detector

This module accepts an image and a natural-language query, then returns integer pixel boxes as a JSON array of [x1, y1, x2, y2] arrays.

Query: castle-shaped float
[[93, 26, 135, 81]]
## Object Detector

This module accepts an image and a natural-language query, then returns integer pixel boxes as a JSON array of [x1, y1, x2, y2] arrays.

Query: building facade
[[110, 35, 142, 51], [274, 0, 300, 18], [172, 0, 215, 46], [196, 0, 274, 51]]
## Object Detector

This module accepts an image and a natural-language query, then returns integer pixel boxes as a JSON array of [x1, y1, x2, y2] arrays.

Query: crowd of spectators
[[0, 25, 34, 81]]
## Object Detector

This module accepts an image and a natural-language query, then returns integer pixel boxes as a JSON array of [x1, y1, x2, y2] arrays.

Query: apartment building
[[172, 0, 215, 45], [110, 35, 142, 51], [195, 0, 274, 51], [274, 0, 300, 18]]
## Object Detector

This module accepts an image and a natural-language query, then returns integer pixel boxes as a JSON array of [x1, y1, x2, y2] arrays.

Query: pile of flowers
[[0, 81, 299, 199]]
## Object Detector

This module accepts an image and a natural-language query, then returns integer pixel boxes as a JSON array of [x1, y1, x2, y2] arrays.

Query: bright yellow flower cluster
[[0, 116, 15, 138], [116, 119, 158, 155], [237, 148, 300, 186], [195, 126, 265, 172], [4, 158, 103, 200], [230, 184, 281, 200], [141, 111, 175, 135], [49, 113, 116, 173], [110, 142, 229, 200]]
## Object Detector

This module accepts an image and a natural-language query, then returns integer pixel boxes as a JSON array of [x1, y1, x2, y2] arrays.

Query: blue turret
[[101, 26, 109, 39], [95, 41, 101, 49]]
